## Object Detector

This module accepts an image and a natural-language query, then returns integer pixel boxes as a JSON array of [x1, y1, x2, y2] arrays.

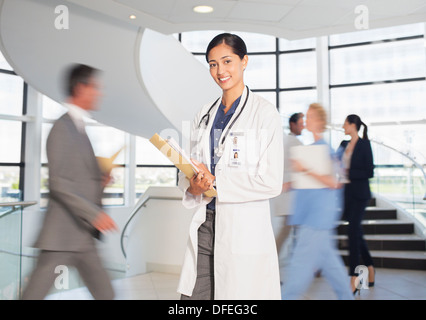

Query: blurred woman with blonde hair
[[282, 103, 353, 300]]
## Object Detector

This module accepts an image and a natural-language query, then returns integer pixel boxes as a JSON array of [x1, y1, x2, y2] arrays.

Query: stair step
[[337, 220, 414, 235], [336, 234, 426, 251], [364, 207, 397, 220], [339, 250, 426, 271]]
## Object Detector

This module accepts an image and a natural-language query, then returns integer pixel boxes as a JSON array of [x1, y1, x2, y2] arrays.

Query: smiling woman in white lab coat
[[178, 33, 283, 300]]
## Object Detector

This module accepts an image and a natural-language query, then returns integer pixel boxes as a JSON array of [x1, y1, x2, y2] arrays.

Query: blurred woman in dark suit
[[338, 114, 375, 295]]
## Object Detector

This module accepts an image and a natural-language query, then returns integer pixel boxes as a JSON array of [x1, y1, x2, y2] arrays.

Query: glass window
[[136, 136, 173, 166], [41, 123, 127, 207], [329, 23, 424, 46], [254, 91, 276, 107], [233, 31, 276, 52], [86, 126, 126, 162], [103, 166, 124, 206], [330, 39, 425, 84], [279, 89, 317, 120], [0, 51, 13, 71], [42, 95, 66, 120], [0, 166, 21, 202], [135, 167, 177, 199], [0, 73, 24, 116], [0, 120, 22, 163], [280, 51, 317, 88], [279, 37, 316, 51], [330, 81, 426, 125], [245, 54, 276, 89], [180, 30, 225, 52]]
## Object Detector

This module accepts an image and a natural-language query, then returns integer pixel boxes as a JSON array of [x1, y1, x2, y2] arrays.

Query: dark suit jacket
[[338, 138, 374, 200], [35, 113, 103, 251]]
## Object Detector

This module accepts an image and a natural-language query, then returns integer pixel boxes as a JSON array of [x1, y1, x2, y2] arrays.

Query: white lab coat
[[270, 132, 302, 216], [177, 87, 283, 299]]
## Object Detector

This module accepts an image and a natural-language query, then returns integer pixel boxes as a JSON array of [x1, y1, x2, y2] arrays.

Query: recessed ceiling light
[[193, 5, 214, 14], [129, 14, 137, 20]]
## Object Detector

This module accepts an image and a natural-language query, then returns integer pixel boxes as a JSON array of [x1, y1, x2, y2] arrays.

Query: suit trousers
[[282, 225, 354, 300], [344, 196, 374, 276], [22, 247, 114, 300], [181, 209, 215, 300]]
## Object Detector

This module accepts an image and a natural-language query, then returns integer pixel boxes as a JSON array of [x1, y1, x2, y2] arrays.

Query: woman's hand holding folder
[[187, 159, 216, 196]]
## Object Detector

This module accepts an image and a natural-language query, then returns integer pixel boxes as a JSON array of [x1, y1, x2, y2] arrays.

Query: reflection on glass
[[0, 73, 24, 116], [330, 39, 425, 84], [135, 167, 177, 201], [244, 54, 276, 89], [0, 120, 22, 163], [280, 51, 317, 88], [0, 166, 20, 202]]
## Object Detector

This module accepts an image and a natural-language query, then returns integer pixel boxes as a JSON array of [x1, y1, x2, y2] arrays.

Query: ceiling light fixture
[[129, 14, 137, 20], [193, 5, 214, 14]]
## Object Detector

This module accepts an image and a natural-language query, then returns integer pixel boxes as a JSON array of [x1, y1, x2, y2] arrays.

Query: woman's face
[[207, 42, 247, 93], [342, 119, 356, 135], [305, 108, 323, 134]]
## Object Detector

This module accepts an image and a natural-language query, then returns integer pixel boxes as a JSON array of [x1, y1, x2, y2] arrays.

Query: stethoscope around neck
[[198, 86, 250, 157]]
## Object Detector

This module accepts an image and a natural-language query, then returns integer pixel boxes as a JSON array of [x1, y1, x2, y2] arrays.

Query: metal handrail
[[120, 195, 182, 258], [0, 201, 37, 219]]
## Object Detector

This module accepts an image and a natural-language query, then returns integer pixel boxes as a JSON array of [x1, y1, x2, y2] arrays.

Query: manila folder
[[149, 133, 217, 197]]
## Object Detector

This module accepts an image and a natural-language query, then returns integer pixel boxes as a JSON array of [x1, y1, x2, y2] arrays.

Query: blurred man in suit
[[22, 64, 118, 300]]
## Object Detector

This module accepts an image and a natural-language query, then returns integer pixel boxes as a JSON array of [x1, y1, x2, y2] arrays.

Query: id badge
[[229, 131, 244, 167]]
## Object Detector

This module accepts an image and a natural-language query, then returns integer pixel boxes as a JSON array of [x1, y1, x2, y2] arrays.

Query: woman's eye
[[209, 63, 216, 68]]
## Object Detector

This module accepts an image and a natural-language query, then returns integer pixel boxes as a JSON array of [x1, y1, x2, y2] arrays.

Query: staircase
[[338, 198, 426, 270]]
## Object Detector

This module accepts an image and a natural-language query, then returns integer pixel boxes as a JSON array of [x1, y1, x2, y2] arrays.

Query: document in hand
[[96, 146, 125, 174], [149, 133, 217, 197], [290, 144, 333, 189]]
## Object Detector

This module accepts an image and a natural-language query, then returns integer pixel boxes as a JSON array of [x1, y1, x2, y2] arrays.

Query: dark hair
[[205, 33, 247, 62], [289, 112, 303, 126], [346, 114, 369, 140], [65, 64, 99, 97]]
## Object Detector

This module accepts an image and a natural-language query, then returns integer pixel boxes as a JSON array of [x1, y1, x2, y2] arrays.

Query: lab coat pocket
[[231, 202, 270, 255]]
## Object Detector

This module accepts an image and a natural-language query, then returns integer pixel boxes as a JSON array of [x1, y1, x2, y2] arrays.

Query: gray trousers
[[22, 247, 114, 300], [181, 209, 215, 300]]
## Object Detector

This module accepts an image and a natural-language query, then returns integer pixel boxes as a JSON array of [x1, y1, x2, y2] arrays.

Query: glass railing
[[370, 140, 426, 231], [329, 126, 426, 233], [0, 201, 36, 300]]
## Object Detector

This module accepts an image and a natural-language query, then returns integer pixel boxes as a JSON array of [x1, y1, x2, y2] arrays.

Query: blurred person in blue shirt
[[282, 103, 353, 300]]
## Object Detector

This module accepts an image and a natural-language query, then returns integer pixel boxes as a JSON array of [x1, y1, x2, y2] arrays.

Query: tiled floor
[[46, 267, 426, 300]]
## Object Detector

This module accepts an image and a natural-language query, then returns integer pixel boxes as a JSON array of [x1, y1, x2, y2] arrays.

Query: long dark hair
[[205, 33, 247, 62], [346, 114, 369, 140]]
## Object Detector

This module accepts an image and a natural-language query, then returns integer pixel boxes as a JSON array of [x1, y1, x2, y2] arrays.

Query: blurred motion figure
[[22, 64, 117, 300]]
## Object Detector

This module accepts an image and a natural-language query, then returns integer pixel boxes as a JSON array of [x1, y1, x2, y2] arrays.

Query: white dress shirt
[[64, 103, 92, 134]]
